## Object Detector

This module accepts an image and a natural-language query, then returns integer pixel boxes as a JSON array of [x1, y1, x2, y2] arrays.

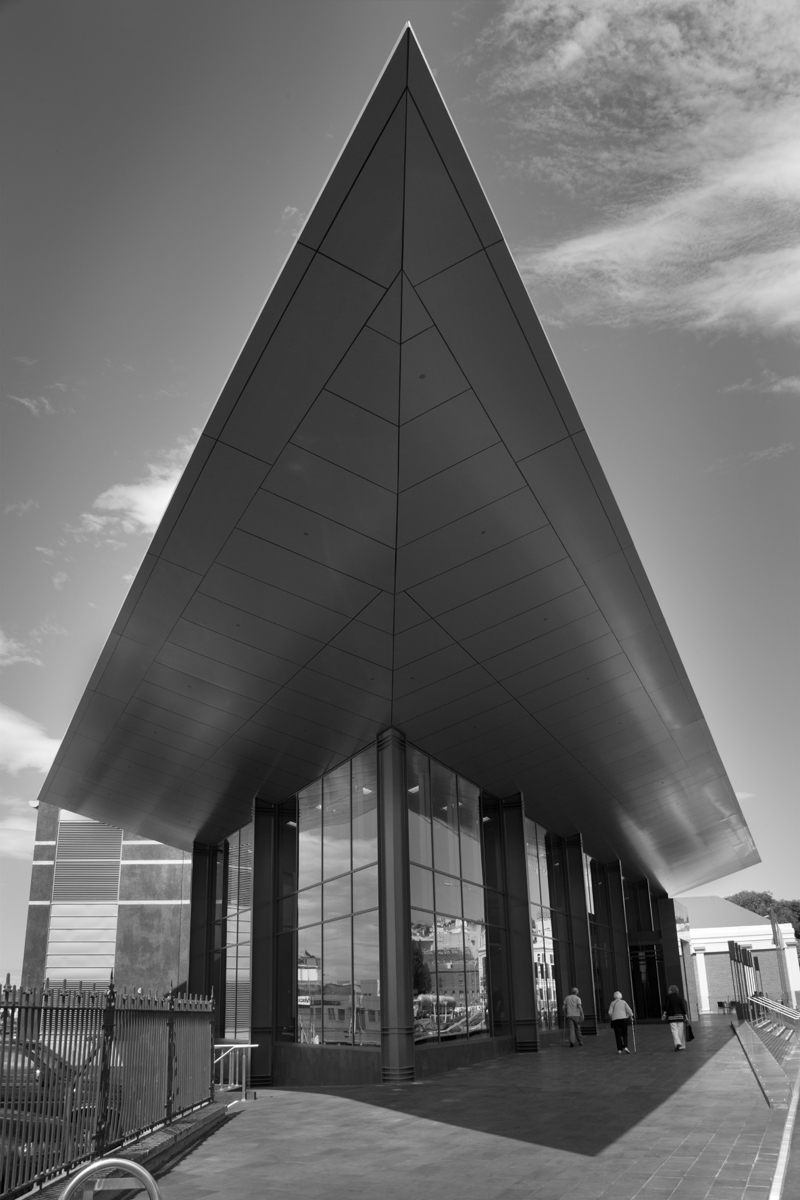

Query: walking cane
[[631, 1014, 637, 1054]]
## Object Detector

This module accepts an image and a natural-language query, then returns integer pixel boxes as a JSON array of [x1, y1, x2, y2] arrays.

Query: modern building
[[22, 801, 192, 998], [32, 28, 758, 1087], [681, 897, 800, 1013]]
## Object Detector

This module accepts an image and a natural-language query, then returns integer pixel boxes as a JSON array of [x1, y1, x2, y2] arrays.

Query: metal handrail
[[59, 1157, 161, 1198], [748, 994, 800, 1022], [213, 1042, 258, 1064]]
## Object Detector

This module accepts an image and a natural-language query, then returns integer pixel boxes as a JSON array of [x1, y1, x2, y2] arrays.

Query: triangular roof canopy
[[39, 28, 758, 894]]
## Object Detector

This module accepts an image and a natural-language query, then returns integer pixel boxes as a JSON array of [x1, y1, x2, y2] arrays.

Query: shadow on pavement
[[278, 1015, 742, 1155]]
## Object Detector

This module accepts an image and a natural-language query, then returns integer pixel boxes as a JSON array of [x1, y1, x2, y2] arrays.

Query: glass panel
[[407, 747, 432, 868], [545, 832, 567, 913], [412, 910, 437, 1042], [237, 823, 253, 910], [409, 864, 434, 911], [530, 903, 543, 957], [463, 921, 487, 1035], [435, 914, 466, 1039], [431, 761, 460, 876], [458, 778, 482, 884], [278, 894, 297, 933], [434, 872, 462, 918], [536, 823, 551, 910], [298, 781, 322, 890], [276, 931, 296, 1041], [323, 764, 351, 880], [322, 917, 352, 1045], [535, 932, 559, 1031], [485, 888, 506, 928], [352, 747, 378, 869], [462, 880, 485, 923], [583, 852, 595, 916], [323, 874, 352, 922], [278, 798, 298, 897], [480, 796, 504, 892], [298, 885, 321, 928], [352, 864, 378, 913], [297, 926, 322, 1045], [353, 911, 380, 1046], [227, 830, 241, 922], [524, 817, 541, 906]]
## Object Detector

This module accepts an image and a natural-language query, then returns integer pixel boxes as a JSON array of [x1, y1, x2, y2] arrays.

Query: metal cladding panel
[[38, 28, 758, 892]]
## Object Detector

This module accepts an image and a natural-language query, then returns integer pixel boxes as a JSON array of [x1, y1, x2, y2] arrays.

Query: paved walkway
[[158, 1017, 798, 1200]]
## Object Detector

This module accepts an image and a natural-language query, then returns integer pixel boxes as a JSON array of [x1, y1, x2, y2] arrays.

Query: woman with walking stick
[[608, 991, 634, 1054]]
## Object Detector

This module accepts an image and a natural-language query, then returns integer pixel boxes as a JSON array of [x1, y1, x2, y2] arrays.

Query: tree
[[725, 890, 800, 941], [411, 940, 431, 996]]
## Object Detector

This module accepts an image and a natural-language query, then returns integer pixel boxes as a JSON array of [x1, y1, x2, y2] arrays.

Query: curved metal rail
[[59, 1157, 161, 1199]]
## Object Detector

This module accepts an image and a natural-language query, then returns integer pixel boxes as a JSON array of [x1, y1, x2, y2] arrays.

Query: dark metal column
[[606, 860, 634, 1000], [377, 727, 414, 1083], [188, 843, 214, 997], [250, 800, 276, 1087], [563, 834, 597, 1034], [502, 796, 538, 1051]]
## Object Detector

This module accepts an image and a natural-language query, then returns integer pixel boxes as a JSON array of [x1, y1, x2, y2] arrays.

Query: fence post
[[94, 977, 116, 1156], [165, 992, 175, 1123]]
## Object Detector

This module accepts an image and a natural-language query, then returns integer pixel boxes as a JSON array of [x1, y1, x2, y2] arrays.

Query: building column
[[188, 843, 214, 997], [656, 898, 684, 995], [250, 801, 276, 1087], [377, 727, 414, 1082], [562, 835, 597, 1033], [501, 797, 538, 1051], [694, 951, 710, 1012], [605, 860, 633, 1001]]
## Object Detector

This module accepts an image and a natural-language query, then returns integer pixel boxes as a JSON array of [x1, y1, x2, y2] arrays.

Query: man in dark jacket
[[663, 984, 688, 1050]]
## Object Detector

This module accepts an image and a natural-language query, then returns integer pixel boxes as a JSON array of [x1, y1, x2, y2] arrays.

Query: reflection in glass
[[297, 925, 322, 1044], [463, 921, 487, 1034], [525, 817, 541, 906], [352, 748, 378, 869], [322, 917, 352, 1045], [407, 748, 432, 867], [409, 864, 434, 911], [411, 911, 436, 1042], [323, 765, 351, 880], [278, 798, 298, 897], [297, 885, 321, 928], [323, 874, 352, 922], [352, 864, 379, 913], [276, 932, 296, 1040], [462, 880, 485, 923], [536, 823, 551, 910], [353, 911, 380, 1045], [434, 872, 462, 917], [298, 781, 322, 890], [434, 916, 467, 1040], [535, 931, 559, 1030], [431, 761, 460, 876], [458, 778, 482, 884]]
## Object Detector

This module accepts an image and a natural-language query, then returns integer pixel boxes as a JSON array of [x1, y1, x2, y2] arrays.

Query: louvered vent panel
[[56, 822, 123, 859], [51, 821, 123, 902]]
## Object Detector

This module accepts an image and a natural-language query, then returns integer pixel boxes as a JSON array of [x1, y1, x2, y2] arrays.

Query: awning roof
[[38, 28, 758, 894]]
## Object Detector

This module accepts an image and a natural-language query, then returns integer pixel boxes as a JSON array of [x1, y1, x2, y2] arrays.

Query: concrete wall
[[415, 1035, 515, 1078], [272, 1043, 381, 1086]]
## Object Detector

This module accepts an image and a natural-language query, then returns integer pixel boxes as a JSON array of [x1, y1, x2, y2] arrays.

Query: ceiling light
[[408, 786, 419, 793], [362, 787, 372, 794]]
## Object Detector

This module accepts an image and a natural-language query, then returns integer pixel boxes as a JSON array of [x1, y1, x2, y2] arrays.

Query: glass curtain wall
[[407, 747, 488, 1043], [276, 747, 380, 1047], [210, 825, 253, 1041], [544, 832, 572, 1024], [524, 818, 559, 1031]]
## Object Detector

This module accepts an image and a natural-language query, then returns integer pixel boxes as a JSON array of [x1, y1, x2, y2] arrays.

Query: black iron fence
[[0, 981, 214, 1199]]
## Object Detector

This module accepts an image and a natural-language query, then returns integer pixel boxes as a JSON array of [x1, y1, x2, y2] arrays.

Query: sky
[[1, 0, 798, 983]]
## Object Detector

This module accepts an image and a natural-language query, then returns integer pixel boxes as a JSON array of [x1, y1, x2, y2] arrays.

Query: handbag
[[686, 1022, 695, 1042]]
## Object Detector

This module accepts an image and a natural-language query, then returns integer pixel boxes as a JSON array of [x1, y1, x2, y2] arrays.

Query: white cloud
[[277, 205, 307, 238], [723, 371, 800, 396], [67, 431, 199, 546], [0, 809, 37, 860], [0, 623, 67, 668], [0, 630, 42, 668], [52, 571, 68, 590], [14, 356, 37, 368], [703, 442, 794, 472], [0, 704, 61, 775], [486, 0, 800, 336], [3, 498, 37, 515], [7, 393, 55, 415]]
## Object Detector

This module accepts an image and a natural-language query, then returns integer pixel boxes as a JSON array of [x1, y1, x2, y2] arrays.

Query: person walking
[[563, 986, 584, 1046], [608, 991, 634, 1054], [663, 984, 689, 1050]]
